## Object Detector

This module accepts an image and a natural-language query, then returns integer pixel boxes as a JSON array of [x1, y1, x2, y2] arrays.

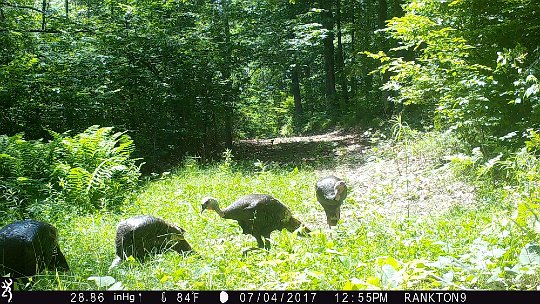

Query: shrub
[[0, 126, 142, 221]]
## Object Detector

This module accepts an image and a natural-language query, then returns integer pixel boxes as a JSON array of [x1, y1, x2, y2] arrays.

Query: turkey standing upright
[[110, 215, 192, 269], [201, 194, 310, 250], [315, 175, 348, 227], [0, 220, 69, 278]]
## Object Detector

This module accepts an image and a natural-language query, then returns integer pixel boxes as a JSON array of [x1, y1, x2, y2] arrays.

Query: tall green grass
[[11, 129, 540, 290]]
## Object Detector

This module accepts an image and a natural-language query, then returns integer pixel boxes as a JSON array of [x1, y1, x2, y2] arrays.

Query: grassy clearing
[[19, 130, 540, 290]]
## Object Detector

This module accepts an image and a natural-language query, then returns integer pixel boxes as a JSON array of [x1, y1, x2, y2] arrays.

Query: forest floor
[[234, 128, 476, 219], [32, 128, 530, 290]]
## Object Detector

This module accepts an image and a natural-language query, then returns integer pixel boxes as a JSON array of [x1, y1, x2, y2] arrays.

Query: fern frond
[[1, 126, 141, 215], [67, 166, 91, 186], [86, 158, 115, 195]]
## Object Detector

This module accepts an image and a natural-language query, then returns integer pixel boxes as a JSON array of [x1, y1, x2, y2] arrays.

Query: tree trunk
[[65, 0, 68, 18], [41, 0, 47, 31], [378, 0, 393, 116], [364, 0, 374, 98], [392, 0, 404, 17], [222, 0, 233, 149], [335, 0, 348, 111], [291, 63, 303, 117], [320, 0, 337, 110], [377, 0, 388, 31], [349, 0, 357, 97]]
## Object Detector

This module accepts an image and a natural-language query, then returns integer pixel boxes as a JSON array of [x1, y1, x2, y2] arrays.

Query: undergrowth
[[11, 126, 540, 291], [0, 126, 141, 221]]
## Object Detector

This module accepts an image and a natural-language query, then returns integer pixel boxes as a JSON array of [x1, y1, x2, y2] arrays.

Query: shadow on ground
[[232, 129, 372, 170]]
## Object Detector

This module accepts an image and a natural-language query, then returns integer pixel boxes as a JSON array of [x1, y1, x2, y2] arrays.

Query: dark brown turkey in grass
[[201, 194, 310, 250], [315, 175, 348, 227], [110, 215, 192, 269], [0, 220, 69, 278]]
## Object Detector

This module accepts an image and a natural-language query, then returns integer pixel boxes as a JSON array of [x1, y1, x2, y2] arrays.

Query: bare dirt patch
[[233, 129, 370, 170], [234, 129, 476, 219]]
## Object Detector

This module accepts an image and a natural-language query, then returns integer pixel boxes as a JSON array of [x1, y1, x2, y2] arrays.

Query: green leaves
[[518, 244, 540, 266], [0, 126, 141, 220], [87, 276, 117, 289], [377, 0, 540, 154]]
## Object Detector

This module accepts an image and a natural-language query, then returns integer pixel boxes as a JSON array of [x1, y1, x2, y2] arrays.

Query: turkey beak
[[201, 204, 207, 214]]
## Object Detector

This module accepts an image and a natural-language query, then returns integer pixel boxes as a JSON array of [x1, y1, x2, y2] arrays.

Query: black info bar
[[1, 290, 539, 304]]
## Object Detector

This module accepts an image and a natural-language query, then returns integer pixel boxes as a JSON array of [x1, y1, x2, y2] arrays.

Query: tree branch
[[0, 2, 44, 14], [0, 28, 93, 34]]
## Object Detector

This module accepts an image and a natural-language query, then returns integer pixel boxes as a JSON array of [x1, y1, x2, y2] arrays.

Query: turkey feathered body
[[114, 215, 191, 262], [221, 194, 303, 248], [316, 176, 347, 226], [0, 220, 69, 278]]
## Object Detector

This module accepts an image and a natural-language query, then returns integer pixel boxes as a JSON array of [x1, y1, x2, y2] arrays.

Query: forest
[[1, 0, 540, 291]]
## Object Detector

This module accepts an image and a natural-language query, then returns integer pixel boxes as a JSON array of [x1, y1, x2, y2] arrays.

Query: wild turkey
[[0, 220, 69, 278], [315, 175, 348, 227], [110, 215, 192, 269], [201, 194, 310, 250]]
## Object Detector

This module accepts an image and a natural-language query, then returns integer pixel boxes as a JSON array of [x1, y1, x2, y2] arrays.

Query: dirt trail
[[234, 129, 369, 169], [234, 129, 475, 218]]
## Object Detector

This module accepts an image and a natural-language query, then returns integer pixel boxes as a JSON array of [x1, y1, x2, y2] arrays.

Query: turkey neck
[[213, 204, 225, 218]]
